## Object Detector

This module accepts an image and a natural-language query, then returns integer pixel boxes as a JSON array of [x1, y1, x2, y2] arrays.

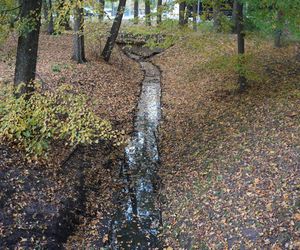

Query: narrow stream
[[109, 51, 162, 249]]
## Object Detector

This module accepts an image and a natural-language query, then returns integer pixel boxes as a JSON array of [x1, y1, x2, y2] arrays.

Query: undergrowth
[[85, 21, 110, 59], [0, 82, 123, 159]]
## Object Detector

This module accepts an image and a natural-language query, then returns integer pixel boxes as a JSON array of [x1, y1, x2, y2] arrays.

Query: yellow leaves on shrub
[[0, 83, 122, 159]]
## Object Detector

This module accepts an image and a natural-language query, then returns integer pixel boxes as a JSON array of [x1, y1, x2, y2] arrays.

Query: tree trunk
[[232, 0, 237, 33], [98, 0, 105, 21], [213, 0, 221, 32], [14, 0, 42, 96], [101, 0, 126, 62], [184, 4, 191, 24], [42, 0, 54, 35], [274, 10, 284, 48], [236, 1, 246, 91], [193, 4, 197, 31], [296, 43, 300, 62], [42, 0, 48, 21], [179, 2, 186, 26], [72, 3, 86, 63], [134, 0, 139, 23], [157, 0, 162, 24], [145, 0, 151, 26], [47, 0, 54, 35]]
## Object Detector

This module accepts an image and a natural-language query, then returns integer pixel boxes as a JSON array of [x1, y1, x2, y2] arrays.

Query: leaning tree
[[101, 0, 127, 61]]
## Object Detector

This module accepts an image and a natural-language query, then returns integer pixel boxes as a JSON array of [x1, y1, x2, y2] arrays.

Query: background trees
[[145, 0, 151, 25], [157, 0, 162, 24], [46, 0, 54, 34], [236, 0, 246, 91], [242, 0, 300, 47], [98, 0, 105, 20], [179, 1, 186, 26], [1, 0, 300, 89], [134, 0, 139, 23]]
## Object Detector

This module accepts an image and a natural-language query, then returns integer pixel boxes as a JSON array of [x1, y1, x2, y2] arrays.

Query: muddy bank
[[0, 34, 142, 249], [0, 143, 122, 249], [0, 145, 85, 249]]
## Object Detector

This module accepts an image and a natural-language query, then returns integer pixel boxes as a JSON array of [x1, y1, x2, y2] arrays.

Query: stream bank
[[0, 34, 142, 249]]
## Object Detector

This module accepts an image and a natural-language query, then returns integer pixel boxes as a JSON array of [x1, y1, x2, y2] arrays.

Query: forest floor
[[153, 32, 300, 249], [0, 33, 143, 248], [0, 30, 299, 250]]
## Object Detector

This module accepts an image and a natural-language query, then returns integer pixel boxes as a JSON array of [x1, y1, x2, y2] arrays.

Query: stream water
[[109, 52, 162, 249]]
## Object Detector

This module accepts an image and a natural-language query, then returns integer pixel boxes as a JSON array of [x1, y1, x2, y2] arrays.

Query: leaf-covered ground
[[0, 33, 142, 248], [1, 30, 299, 249], [153, 33, 300, 249]]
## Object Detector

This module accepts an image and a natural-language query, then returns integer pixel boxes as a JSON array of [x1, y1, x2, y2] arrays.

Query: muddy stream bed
[[108, 46, 163, 249], [61, 44, 164, 250]]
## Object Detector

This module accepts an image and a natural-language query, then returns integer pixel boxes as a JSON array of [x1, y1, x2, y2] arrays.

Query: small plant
[[51, 63, 70, 73], [0, 82, 123, 159], [85, 21, 110, 60], [51, 64, 62, 73]]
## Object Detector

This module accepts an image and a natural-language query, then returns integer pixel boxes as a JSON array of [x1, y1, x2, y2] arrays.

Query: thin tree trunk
[[179, 2, 186, 26], [98, 0, 105, 21], [157, 0, 162, 24], [47, 0, 54, 34], [72, 3, 86, 63], [236, 1, 246, 91], [232, 0, 237, 33], [42, 0, 54, 35], [184, 4, 191, 24], [145, 0, 151, 26], [134, 0, 139, 23], [42, 0, 48, 21], [14, 0, 42, 96], [274, 10, 284, 48], [296, 43, 300, 62], [193, 4, 197, 31], [101, 0, 126, 62], [213, 0, 221, 31]]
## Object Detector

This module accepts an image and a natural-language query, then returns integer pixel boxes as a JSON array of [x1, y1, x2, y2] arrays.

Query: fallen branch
[[59, 144, 79, 168], [0, 5, 22, 14]]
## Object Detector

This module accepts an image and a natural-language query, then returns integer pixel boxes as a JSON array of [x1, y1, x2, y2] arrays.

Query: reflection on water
[[110, 61, 162, 249]]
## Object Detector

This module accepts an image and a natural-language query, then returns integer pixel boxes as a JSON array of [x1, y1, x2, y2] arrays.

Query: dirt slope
[[0, 33, 142, 248]]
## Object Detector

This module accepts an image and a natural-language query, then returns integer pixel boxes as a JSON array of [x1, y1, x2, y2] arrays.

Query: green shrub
[[0, 83, 121, 159]]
